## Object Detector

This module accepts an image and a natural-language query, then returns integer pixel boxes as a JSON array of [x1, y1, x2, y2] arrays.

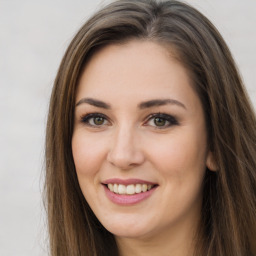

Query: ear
[[206, 151, 218, 171]]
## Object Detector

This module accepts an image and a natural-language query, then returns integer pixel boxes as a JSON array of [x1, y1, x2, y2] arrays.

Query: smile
[[107, 183, 154, 195], [102, 179, 158, 205]]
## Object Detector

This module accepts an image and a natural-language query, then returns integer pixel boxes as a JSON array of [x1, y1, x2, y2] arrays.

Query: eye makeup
[[80, 113, 110, 127], [144, 113, 179, 129], [79, 111, 179, 130]]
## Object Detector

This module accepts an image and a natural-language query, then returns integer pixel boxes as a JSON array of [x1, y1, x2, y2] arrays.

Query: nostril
[[107, 148, 145, 169]]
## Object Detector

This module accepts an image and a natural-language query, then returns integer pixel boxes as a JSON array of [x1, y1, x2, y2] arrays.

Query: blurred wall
[[0, 0, 255, 255]]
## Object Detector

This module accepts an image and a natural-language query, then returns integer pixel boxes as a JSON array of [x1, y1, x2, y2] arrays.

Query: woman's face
[[72, 40, 214, 241]]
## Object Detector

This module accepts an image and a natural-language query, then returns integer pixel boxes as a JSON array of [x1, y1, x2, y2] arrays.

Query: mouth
[[102, 179, 158, 205], [105, 183, 157, 195], [102, 178, 158, 195]]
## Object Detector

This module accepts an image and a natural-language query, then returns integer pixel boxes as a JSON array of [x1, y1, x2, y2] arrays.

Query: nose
[[107, 126, 145, 170]]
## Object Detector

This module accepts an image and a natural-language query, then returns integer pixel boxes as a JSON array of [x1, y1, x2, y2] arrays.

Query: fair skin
[[72, 40, 215, 256]]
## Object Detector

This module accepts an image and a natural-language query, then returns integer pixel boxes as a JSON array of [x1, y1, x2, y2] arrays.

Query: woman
[[45, 0, 256, 255]]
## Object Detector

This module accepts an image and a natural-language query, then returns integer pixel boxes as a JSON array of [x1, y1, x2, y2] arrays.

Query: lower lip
[[103, 185, 157, 205]]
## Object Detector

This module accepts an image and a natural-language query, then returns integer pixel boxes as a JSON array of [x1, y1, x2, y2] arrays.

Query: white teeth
[[142, 184, 147, 192], [126, 184, 135, 195], [107, 183, 154, 195], [108, 184, 114, 192], [113, 184, 118, 193], [118, 184, 126, 194], [135, 184, 142, 193]]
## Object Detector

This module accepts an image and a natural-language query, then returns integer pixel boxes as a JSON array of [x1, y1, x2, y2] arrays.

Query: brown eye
[[93, 116, 105, 125], [145, 113, 179, 129], [81, 113, 109, 127], [154, 117, 167, 127]]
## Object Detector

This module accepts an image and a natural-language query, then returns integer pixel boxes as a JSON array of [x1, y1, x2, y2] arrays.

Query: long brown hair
[[45, 0, 256, 255]]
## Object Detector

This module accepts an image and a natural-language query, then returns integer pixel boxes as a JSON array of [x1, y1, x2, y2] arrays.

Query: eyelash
[[80, 112, 179, 129], [80, 113, 109, 127], [144, 113, 179, 128]]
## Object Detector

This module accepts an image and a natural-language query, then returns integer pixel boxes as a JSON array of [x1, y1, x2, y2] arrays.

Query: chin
[[101, 216, 155, 239]]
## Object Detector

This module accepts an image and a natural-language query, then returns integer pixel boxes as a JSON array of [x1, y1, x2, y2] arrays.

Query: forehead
[[76, 40, 198, 110]]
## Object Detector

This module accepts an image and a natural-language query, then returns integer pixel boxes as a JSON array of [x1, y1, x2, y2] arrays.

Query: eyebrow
[[75, 98, 111, 109], [138, 99, 186, 110], [75, 97, 186, 110]]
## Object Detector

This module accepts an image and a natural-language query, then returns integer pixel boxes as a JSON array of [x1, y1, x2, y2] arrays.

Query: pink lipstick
[[102, 178, 158, 205]]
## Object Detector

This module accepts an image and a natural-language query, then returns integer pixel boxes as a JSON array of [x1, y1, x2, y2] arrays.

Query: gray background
[[0, 0, 255, 255]]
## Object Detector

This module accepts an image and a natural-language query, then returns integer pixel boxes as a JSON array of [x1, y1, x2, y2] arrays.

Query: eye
[[145, 113, 178, 128], [80, 113, 109, 127]]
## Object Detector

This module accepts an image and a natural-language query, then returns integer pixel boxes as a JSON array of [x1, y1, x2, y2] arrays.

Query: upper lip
[[102, 178, 157, 186]]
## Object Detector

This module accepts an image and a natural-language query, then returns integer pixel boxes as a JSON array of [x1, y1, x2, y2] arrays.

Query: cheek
[[72, 132, 107, 176], [147, 129, 207, 177], [151, 130, 207, 214]]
